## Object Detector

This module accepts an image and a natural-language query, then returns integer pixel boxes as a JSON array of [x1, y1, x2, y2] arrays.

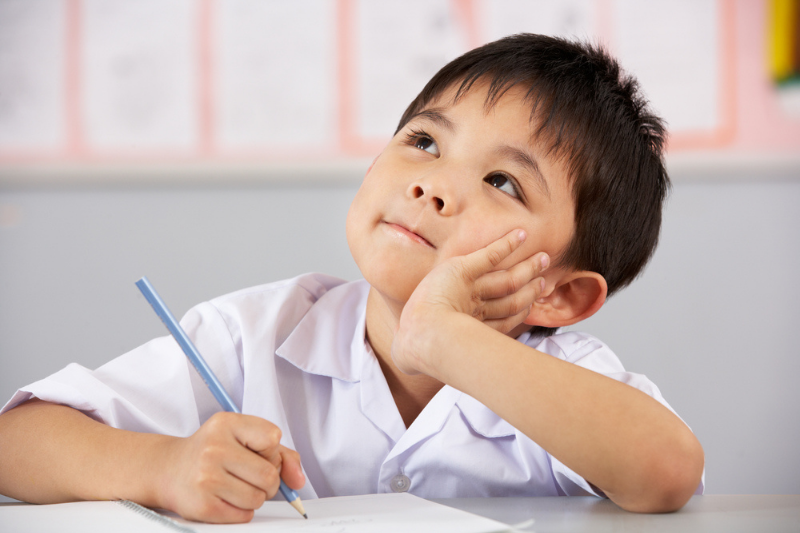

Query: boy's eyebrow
[[497, 145, 551, 200], [409, 109, 456, 132]]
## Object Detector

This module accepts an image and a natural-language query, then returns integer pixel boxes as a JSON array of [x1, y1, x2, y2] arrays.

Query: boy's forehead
[[424, 80, 533, 114], [414, 81, 547, 145], [423, 84, 568, 175]]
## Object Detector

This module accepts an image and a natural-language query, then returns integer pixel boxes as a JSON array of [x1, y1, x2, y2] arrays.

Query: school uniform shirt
[[2, 273, 704, 499]]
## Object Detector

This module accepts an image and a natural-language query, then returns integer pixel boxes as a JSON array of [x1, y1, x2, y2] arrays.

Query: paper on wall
[[0, 0, 66, 151], [81, 0, 199, 151], [214, 0, 337, 151]]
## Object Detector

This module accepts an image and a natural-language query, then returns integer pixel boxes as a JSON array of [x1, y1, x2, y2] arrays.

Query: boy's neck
[[365, 288, 444, 428]]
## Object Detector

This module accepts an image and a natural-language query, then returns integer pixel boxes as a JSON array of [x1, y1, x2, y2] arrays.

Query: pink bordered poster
[[0, 0, 798, 171]]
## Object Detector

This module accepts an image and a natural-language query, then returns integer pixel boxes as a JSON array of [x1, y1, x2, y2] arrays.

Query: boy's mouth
[[382, 221, 435, 249]]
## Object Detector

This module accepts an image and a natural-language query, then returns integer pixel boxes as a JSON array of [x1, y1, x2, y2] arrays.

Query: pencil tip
[[303, 514, 308, 519]]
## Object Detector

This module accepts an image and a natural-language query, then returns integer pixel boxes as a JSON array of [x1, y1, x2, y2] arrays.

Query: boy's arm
[[392, 230, 704, 513], [0, 399, 304, 523]]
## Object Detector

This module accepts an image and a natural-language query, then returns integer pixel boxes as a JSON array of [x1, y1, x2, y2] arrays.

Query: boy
[[0, 34, 704, 522]]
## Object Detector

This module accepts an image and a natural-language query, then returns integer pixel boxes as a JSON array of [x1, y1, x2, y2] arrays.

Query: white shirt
[[2, 273, 703, 499]]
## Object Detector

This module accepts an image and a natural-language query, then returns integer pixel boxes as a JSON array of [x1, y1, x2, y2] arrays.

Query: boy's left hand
[[392, 229, 549, 376]]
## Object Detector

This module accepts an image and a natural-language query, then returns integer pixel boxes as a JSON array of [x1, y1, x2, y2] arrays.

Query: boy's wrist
[[407, 310, 489, 383], [98, 429, 179, 510]]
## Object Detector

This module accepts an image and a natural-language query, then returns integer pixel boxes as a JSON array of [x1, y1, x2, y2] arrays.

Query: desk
[[1, 495, 798, 532], [434, 495, 800, 533]]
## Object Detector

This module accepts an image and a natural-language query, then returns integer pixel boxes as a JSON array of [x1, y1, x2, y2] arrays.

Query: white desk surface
[[434, 495, 800, 533], [1, 495, 798, 532]]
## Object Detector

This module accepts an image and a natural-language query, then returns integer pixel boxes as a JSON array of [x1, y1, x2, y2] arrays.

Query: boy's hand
[[392, 229, 548, 376], [157, 412, 304, 523]]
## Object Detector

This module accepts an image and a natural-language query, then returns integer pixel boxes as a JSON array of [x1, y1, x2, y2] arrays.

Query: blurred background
[[1, 0, 799, 499]]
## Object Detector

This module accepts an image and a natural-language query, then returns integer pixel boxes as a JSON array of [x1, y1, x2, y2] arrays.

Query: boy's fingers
[[477, 252, 549, 300], [223, 445, 282, 499], [220, 430, 306, 509], [480, 277, 545, 321], [484, 309, 532, 334], [201, 413, 289, 496], [215, 473, 270, 512], [228, 414, 283, 466], [187, 497, 255, 525], [278, 446, 306, 490], [460, 229, 527, 281], [226, 417, 305, 491]]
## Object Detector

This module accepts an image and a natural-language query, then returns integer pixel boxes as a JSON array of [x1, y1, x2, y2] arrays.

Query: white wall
[[1, 171, 798, 498]]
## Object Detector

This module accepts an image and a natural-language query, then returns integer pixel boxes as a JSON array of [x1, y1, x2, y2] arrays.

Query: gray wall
[[1, 172, 798, 498]]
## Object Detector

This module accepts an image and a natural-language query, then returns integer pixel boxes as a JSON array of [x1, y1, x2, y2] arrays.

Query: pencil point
[[288, 495, 307, 518]]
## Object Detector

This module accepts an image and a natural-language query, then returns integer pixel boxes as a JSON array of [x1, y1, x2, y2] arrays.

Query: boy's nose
[[408, 178, 461, 215]]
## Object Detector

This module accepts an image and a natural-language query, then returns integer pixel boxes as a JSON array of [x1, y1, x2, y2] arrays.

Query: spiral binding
[[116, 500, 196, 532]]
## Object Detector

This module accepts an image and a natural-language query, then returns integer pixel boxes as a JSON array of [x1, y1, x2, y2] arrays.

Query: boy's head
[[397, 33, 670, 298], [347, 33, 668, 332]]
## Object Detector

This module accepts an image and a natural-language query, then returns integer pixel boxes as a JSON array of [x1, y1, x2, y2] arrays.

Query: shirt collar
[[456, 393, 517, 438], [275, 279, 371, 383], [276, 277, 521, 439]]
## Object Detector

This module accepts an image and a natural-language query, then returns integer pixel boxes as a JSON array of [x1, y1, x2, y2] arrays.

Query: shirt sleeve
[[0, 301, 242, 438], [525, 330, 705, 498]]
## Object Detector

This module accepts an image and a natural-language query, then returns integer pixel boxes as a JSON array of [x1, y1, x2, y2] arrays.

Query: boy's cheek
[[366, 153, 381, 175], [447, 228, 499, 260]]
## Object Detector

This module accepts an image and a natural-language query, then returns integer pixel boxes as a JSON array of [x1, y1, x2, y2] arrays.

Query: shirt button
[[390, 474, 411, 493]]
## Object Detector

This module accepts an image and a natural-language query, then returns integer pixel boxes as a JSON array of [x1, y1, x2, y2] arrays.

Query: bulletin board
[[0, 0, 798, 180]]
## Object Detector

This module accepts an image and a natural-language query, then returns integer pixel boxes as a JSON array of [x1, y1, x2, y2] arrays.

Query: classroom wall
[[1, 171, 799, 498]]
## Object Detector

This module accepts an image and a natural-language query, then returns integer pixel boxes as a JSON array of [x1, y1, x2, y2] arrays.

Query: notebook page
[[0, 494, 515, 533], [0, 500, 190, 533], [166, 493, 513, 533]]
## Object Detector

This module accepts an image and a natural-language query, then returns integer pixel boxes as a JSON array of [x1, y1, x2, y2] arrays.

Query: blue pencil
[[135, 276, 307, 519]]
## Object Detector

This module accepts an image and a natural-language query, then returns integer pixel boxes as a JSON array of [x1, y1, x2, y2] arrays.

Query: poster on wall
[[0, 0, 797, 173]]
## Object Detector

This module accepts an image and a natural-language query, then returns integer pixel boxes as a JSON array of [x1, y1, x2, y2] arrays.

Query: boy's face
[[346, 82, 576, 308]]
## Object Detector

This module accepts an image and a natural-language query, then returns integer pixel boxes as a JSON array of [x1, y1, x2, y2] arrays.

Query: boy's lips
[[382, 221, 435, 248]]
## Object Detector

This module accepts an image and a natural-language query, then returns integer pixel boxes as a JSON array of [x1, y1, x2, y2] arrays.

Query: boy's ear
[[523, 271, 607, 328]]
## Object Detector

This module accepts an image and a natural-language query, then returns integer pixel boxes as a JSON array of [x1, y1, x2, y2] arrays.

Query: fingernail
[[517, 230, 527, 242], [540, 278, 546, 292], [540, 254, 550, 270]]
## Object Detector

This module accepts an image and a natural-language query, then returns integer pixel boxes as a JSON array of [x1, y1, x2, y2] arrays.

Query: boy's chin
[[364, 272, 421, 310]]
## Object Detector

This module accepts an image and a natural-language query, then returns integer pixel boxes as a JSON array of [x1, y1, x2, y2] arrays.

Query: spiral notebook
[[0, 493, 519, 533]]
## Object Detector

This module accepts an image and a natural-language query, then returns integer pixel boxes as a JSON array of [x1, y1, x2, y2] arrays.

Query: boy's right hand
[[392, 229, 547, 377], [157, 412, 304, 523]]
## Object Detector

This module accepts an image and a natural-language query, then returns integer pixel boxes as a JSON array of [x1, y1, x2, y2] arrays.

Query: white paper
[[355, 0, 472, 141], [477, 0, 598, 43], [168, 493, 512, 532], [0, 0, 66, 151], [0, 494, 513, 533], [81, 0, 199, 151], [611, 0, 721, 134], [1, 500, 190, 533], [214, 0, 337, 151]]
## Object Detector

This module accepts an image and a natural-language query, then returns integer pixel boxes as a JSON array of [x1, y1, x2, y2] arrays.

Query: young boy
[[0, 34, 704, 522]]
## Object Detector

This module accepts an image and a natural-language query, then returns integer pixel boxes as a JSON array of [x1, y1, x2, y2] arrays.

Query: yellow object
[[768, 0, 797, 82]]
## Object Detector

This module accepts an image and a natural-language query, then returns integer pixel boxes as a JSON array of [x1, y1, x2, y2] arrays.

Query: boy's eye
[[405, 130, 440, 156], [415, 136, 437, 154], [485, 173, 521, 199]]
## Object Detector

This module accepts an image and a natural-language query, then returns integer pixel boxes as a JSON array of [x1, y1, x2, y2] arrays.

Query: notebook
[[0, 493, 522, 533]]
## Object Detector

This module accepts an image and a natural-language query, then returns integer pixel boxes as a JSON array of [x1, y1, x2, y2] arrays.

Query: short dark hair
[[396, 34, 670, 302]]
